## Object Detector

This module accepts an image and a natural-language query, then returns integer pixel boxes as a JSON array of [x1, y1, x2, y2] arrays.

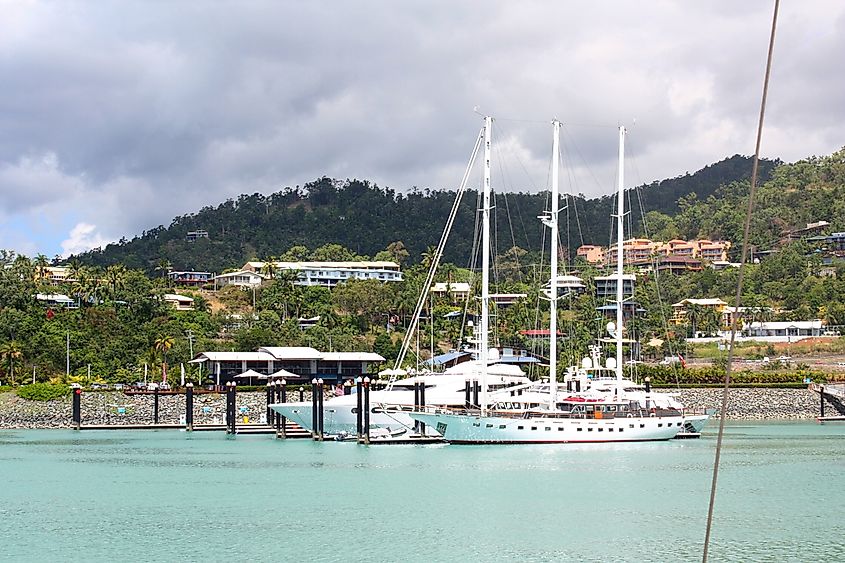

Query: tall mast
[[548, 120, 560, 409], [479, 115, 492, 415], [615, 125, 626, 383]]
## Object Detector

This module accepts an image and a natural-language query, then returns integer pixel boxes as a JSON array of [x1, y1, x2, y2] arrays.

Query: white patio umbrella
[[269, 368, 299, 380], [233, 369, 269, 385]]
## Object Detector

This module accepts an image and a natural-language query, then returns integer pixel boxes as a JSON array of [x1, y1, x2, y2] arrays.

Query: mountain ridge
[[76, 154, 777, 273]]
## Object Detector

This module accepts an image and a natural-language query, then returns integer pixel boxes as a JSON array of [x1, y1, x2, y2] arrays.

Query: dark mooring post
[[464, 380, 471, 410], [419, 381, 426, 436], [473, 381, 480, 410], [153, 383, 160, 424], [275, 379, 286, 438], [265, 381, 274, 426], [299, 386, 305, 402], [821, 385, 825, 418], [185, 383, 194, 431], [356, 376, 363, 442], [310, 378, 318, 439], [316, 378, 325, 441], [226, 382, 237, 435], [363, 376, 371, 445], [71, 383, 82, 430], [413, 382, 421, 434]]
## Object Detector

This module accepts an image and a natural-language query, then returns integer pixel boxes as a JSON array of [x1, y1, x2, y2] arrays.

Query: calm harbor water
[[2, 423, 844, 562]]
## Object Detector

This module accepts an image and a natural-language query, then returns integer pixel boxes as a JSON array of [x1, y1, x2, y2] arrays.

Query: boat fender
[[627, 413, 633, 418]]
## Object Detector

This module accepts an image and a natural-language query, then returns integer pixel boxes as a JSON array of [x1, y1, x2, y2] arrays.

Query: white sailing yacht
[[269, 117, 532, 436], [409, 121, 685, 443]]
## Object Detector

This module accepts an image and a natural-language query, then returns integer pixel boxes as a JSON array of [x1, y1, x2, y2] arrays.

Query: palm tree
[[154, 335, 175, 382], [421, 245, 437, 269], [260, 257, 278, 280], [0, 341, 23, 385], [104, 264, 128, 300], [386, 241, 409, 264], [155, 258, 172, 279], [33, 254, 50, 284]]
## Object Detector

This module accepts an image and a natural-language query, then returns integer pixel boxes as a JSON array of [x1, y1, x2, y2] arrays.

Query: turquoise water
[[1, 423, 844, 562]]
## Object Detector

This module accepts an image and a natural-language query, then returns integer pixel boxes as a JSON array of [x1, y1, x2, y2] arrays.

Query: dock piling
[[311, 378, 318, 439], [185, 383, 194, 431], [265, 381, 273, 425], [225, 382, 237, 435], [356, 376, 363, 442], [821, 385, 825, 418], [316, 378, 325, 441], [419, 381, 426, 436], [153, 383, 160, 424], [473, 381, 480, 409], [414, 382, 421, 434], [71, 383, 82, 430], [362, 376, 371, 445], [280, 379, 287, 438]]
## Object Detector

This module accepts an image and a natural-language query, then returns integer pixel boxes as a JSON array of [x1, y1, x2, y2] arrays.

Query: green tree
[[0, 340, 23, 385], [154, 335, 175, 382]]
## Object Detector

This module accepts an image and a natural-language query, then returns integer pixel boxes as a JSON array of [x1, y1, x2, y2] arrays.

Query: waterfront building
[[190, 346, 385, 385]]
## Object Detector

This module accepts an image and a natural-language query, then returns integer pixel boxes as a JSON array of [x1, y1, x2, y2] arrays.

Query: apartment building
[[242, 261, 403, 288]]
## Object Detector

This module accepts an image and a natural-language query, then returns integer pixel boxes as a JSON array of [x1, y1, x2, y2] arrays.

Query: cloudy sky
[[1, 1, 842, 258]]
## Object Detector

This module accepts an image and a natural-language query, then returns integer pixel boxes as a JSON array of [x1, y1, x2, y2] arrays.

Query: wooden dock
[[77, 422, 311, 437], [816, 416, 845, 424]]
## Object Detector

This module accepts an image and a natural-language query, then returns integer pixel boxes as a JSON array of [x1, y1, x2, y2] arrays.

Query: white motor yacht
[[269, 362, 530, 436]]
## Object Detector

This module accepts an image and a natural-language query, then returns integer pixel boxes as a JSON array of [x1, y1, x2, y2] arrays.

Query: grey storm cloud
[[0, 0, 843, 255]]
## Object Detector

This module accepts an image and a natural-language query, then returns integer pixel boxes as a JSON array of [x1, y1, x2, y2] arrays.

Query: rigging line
[[393, 127, 484, 372], [559, 135, 588, 251], [702, 1, 780, 561], [497, 122, 547, 258], [560, 126, 608, 199], [634, 180, 679, 387]]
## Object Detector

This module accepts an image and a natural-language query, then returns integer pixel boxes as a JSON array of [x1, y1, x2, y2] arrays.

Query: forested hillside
[[643, 149, 845, 246], [4, 149, 845, 387], [77, 155, 775, 273]]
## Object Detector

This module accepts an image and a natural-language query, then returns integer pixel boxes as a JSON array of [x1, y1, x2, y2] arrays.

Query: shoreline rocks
[[0, 388, 838, 429]]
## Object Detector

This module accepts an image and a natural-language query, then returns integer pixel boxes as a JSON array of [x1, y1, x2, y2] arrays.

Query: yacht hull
[[271, 403, 430, 435], [682, 413, 710, 433], [409, 411, 683, 444]]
